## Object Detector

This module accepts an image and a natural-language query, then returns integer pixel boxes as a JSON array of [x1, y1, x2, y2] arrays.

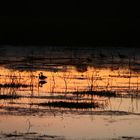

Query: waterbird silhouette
[[39, 72, 47, 80]]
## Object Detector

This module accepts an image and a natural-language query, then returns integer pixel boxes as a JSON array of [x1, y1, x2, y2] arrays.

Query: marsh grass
[[73, 90, 117, 97], [1, 132, 61, 140], [37, 101, 100, 109], [0, 94, 21, 99], [0, 83, 29, 88]]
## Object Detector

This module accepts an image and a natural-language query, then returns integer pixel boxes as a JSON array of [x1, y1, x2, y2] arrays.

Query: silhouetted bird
[[39, 72, 47, 80]]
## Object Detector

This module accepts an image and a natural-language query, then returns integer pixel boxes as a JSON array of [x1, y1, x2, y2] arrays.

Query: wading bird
[[39, 72, 47, 80]]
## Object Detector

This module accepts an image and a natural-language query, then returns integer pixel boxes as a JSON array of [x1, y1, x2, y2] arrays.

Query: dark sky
[[0, 1, 139, 46]]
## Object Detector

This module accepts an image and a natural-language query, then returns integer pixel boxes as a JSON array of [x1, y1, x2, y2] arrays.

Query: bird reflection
[[39, 80, 47, 87]]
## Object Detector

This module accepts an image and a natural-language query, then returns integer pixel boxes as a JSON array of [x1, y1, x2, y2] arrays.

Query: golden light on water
[[0, 66, 139, 95]]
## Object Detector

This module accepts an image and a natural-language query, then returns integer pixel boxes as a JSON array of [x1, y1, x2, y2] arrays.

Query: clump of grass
[[73, 90, 117, 97], [0, 83, 29, 88], [0, 94, 21, 100], [37, 101, 100, 109], [3, 133, 23, 138], [1, 132, 61, 140]]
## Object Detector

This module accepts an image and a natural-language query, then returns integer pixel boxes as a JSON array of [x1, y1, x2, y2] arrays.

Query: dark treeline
[[0, 1, 139, 46]]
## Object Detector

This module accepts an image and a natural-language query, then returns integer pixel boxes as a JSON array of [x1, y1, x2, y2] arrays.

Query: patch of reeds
[[0, 94, 21, 99], [1, 132, 61, 140], [73, 90, 117, 97], [0, 83, 29, 88], [37, 101, 100, 109], [3, 133, 23, 138]]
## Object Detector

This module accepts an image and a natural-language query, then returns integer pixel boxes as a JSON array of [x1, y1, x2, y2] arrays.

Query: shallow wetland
[[0, 46, 140, 140]]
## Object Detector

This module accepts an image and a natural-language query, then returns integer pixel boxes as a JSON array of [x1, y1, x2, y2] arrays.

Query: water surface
[[0, 46, 140, 140]]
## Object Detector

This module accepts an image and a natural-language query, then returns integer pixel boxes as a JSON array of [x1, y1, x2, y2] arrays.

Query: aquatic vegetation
[[0, 94, 21, 99], [73, 90, 118, 97], [0, 132, 62, 140], [37, 101, 100, 109], [0, 83, 29, 88]]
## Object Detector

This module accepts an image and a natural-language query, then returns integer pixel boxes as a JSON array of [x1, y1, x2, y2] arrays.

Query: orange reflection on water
[[0, 66, 140, 95], [0, 66, 140, 139]]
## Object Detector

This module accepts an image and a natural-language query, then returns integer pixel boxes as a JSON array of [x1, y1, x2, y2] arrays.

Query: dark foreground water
[[0, 46, 140, 140]]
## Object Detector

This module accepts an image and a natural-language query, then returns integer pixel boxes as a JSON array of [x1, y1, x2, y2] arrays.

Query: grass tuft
[[38, 101, 100, 109], [73, 90, 117, 97], [0, 94, 21, 100]]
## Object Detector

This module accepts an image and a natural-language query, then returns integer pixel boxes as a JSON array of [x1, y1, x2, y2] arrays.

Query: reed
[[0, 94, 21, 99], [73, 90, 117, 97], [37, 101, 100, 109]]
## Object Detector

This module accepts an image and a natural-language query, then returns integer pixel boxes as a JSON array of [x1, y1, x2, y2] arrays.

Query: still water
[[0, 46, 140, 140]]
